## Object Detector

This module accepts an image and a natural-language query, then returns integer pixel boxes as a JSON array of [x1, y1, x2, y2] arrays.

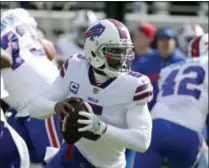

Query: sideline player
[[30, 19, 153, 168], [1, 8, 63, 166], [134, 34, 208, 168]]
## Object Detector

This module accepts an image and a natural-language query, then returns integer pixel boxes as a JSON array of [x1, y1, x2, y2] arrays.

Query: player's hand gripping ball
[[55, 97, 89, 144]]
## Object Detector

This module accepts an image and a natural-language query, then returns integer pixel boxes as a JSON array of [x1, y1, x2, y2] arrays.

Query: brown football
[[60, 99, 89, 144]]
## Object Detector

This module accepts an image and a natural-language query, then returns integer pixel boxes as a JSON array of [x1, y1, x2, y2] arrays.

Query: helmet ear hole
[[91, 51, 96, 57]]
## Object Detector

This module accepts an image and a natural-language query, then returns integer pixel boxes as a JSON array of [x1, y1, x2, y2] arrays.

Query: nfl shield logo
[[93, 87, 99, 94]]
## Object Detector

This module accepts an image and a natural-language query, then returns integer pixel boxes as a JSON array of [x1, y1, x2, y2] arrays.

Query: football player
[[55, 10, 98, 68], [134, 34, 208, 168], [30, 19, 153, 168], [177, 23, 204, 55], [1, 8, 63, 166]]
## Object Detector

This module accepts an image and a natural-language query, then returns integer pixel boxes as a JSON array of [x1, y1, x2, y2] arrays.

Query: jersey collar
[[88, 65, 116, 89]]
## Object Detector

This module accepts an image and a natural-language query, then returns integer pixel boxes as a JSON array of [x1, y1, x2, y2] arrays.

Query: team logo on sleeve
[[69, 81, 80, 94], [85, 23, 105, 41]]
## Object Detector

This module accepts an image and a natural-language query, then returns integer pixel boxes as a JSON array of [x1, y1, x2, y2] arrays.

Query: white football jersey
[[1, 9, 58, 117], [152, 56, 208, 134], [55, 41, 84, 61], [57, 54, 152, 167]]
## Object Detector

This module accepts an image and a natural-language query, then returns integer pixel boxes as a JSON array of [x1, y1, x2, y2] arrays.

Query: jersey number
[[1, 25, 45, 70], [161, 66, 205, 100], [1, 30, 25, 70]]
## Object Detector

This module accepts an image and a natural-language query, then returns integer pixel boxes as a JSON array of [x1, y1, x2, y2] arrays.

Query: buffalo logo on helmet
[[85, 23, 105, 41]]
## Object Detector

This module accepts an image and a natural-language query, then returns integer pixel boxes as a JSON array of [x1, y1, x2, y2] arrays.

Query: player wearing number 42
[[134, 34, 209, 168], [30, 19, 153, 168]]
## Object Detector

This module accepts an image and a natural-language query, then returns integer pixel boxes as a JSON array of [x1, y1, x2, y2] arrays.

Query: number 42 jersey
[[152, 56, 208, 134]]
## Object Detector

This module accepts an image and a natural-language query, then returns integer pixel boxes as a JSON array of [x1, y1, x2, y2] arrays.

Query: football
[[60, 98, 89, 144]]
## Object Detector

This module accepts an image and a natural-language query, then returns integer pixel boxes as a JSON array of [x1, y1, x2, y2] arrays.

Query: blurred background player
[[1, 8, 63, 167], [55, 10, 98, 68], [177, 23, 204, 55], [188, 33, 209, 144], [134, 34, 208, 168]]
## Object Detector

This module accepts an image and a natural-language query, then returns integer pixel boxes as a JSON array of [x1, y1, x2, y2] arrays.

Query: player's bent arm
[[29, 75, 69, 119], [104, 103, 152, 153]]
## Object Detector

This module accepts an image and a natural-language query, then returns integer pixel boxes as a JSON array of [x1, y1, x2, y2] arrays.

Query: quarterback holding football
[[30, 19, 153, 168]]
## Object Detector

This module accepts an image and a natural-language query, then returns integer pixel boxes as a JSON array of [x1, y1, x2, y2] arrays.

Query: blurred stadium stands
[[1, 1, 208, 43], [1, 1, 208, 16]]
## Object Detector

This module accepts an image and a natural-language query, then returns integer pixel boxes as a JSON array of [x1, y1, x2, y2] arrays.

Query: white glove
[[77, 102, 107, 135]]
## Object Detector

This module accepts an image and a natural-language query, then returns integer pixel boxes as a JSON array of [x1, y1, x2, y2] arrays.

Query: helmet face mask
[[94, 43, 134, 77]]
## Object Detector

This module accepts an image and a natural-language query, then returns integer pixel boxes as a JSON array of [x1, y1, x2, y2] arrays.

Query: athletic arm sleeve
[[103, 102, 152, 153]]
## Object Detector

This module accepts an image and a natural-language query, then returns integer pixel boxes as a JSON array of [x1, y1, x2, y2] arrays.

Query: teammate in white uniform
[[1, 8, 63, 166], [134, 34, 208, 168], [30, 19, 153, 168], [55, 10, 98, 67]]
